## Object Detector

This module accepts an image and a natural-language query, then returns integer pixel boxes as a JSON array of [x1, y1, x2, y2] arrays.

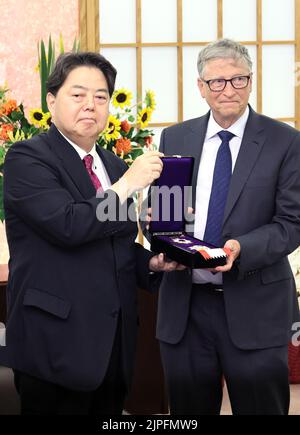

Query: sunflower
[[137, 108, 153, 128], [42, 112, 52, 129], [29, 109, 45, 127], [103, 115, 121, 141], [145, 90, 156, 111], [112, 88, 133, 109]]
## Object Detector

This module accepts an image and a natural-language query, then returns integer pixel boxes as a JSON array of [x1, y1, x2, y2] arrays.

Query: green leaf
[[10, 110, 23, 121], [71, 38, 76, 52], [50, 44, 56, 75], [40, 40, 48, 113], [47, 35, 52, 75], [132, 130, 151, 140], [37, 41, 41, 78], [59, 33, 65, 54], [127, 127, 135, 139], [128, 115, 135, 122], [72, 36, 80, 52]]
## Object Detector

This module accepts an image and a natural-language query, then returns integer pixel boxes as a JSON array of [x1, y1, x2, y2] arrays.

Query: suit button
[[111, 310, 119, 318]]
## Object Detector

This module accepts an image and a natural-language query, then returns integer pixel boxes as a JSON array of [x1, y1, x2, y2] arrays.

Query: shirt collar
[[206, 105, 250, 140], [58, 129, 97, 160]]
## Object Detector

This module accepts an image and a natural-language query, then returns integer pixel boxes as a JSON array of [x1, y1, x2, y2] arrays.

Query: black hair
[[46, 52, 117, 97]]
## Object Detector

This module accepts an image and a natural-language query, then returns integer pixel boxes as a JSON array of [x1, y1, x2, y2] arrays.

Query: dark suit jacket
[[155, 107, 300, 350], [0, 124, 154, 391]]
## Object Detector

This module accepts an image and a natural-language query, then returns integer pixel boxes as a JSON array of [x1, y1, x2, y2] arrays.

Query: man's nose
[[222, 81, 236, 96], [84, 95, 95, 110]]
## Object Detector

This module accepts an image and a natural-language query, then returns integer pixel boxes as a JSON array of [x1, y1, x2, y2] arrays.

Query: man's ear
[[46, 92, 55, 114], [249, 73, 253, 94], [197, 78, 205, 98]]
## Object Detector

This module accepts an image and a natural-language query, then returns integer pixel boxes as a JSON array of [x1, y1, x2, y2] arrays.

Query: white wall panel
[[183, 46, 210, 120], [142, 48, 178, 123], [182, 0, 217, 42], [151, 127, 165, 149], [99, 0, 136, 43], [246, 45, 257, 111], [262, 45, 295, 118], [262, 0, 295, 40], [142, 0, 177, 43], [100, 48, 137, 105], [98, 0, 297, 127], [223, 0, 256, 41]]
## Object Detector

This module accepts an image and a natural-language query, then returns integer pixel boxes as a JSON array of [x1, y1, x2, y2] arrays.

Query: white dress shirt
[[58, 130, 111, 191], [192, 106, 249, 284]]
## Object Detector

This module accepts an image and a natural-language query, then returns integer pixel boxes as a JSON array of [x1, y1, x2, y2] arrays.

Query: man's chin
[[219, 108, 241, 119], [77, 127, 101, 138]]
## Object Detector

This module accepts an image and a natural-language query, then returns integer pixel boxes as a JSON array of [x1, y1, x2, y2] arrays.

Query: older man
[[147, 39, 300, 415], [1, 52, 183, 415]]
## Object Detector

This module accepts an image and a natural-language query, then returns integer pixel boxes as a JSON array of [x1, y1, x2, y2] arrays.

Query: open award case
[[149, 156, 229, 268]]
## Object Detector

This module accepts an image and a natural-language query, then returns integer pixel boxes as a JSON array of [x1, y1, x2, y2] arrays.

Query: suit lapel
[[95, 144, 122, 185], [183, 113, 210, 210], [46, 125, 96, 199], [223, 108, 266, 224]]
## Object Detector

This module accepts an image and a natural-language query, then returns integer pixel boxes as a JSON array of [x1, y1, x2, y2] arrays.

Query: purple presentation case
[[150, 156, 228, 268]]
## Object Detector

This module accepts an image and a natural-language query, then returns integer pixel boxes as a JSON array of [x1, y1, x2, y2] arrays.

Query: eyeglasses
[[204, 75, 251, 92]]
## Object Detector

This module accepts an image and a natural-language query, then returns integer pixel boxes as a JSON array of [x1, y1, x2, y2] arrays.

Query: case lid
[[150, 156, 194, 233]]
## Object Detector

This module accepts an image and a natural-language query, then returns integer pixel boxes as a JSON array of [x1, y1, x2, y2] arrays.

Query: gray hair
[[197, 39, 253, 78]]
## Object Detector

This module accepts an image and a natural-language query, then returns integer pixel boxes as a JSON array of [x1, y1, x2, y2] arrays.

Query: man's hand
[[149, 253, 186, 272], [209, 239, 241, 273], [111, 151, 164, 203]]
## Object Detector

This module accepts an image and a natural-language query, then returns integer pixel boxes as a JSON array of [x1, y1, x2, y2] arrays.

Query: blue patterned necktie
[[203, 130, 235, 246]]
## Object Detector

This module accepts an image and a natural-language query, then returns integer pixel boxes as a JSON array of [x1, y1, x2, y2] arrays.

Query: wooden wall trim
[[81, 0, 298, 129], [95, 40, 297, 48], [256, 0, 263, 114], [177, 0, 183, 122], [136, 0, 142, 102], [217, 0, 223, 39], [79, 0, 99, 52]]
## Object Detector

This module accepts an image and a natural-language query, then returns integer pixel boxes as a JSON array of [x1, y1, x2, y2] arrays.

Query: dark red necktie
[[83, 154, 103, 192]]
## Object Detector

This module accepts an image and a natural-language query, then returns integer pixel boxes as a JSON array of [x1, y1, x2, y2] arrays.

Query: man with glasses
[[146, 39, 300, 415]]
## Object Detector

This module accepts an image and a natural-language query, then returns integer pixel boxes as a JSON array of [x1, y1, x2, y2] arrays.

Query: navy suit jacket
[[155, 107, 300, 349], [0, 124, 154, 391]]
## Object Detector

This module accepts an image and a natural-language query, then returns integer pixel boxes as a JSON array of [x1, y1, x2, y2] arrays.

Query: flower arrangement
[[0, 33, 156, 222], [0, 35, 80, 222], [97, 88, 157, 165], [0, 86, 53, 220]]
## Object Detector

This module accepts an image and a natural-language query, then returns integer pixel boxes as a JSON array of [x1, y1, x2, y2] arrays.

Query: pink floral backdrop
[[0, 0, 78, 111], [0, 0, 78, 264]]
